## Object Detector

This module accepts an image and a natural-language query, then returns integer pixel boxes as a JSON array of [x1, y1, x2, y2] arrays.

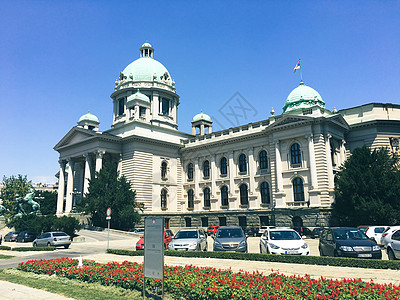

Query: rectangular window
[[185, 217, 192, 227], [259, 216, 269, 227], [161, 98, 170, 116], [118, 98, 125, 116], [165, 218, 170, 229], [201, 217, 208, 228], [219, 217, 226, 226], [139, 106, 146, 117], [238, 216, 247, 229]]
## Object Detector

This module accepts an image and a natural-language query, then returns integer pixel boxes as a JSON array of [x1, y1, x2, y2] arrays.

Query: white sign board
[[144, 217, 164, 279]]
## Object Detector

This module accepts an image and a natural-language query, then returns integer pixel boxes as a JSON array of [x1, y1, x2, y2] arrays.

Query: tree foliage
[[78, 161, 141, 230], [0, 175, 32, 218], [36, 190, 57, 215], [332, 146, 400, 226]]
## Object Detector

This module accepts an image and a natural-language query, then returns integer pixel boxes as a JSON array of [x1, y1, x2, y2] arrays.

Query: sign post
[[106, 207, 111, 249], [143, 217, 164, 299]]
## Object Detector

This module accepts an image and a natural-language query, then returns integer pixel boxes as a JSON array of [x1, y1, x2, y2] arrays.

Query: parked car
[[213, 226, 247, 253], [33, 232, 71, 248], [381, 226, 400, 248], [4, 231, 19, 242], [319, 227, 381, 259], [259, 228, 310, 255], [244, 227, 258, 237], [131, 228, 145, 235], [311, 228, 323, 239], [386, 229, 400, 260], [16, 231, 36, 243], [357, 225, 388, 245], [257, 226, 276, 237], [136, 229, 174, 250], [293, 226, 312, 238], [206, 226, 220, 236], [168, 228, 207, 251]]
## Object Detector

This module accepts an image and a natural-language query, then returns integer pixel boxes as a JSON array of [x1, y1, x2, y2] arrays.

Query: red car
[[136, 229, 174, 250], [207, 226, 220, 236]]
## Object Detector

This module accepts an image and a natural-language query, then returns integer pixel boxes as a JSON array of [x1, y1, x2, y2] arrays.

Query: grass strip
[[0, 269, 145, 300], [0, 254, 14, 259]]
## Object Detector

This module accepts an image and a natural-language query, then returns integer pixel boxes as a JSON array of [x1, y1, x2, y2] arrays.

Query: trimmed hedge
[[106, 248, 400, 270], [0, 246, 11, 250], [12, 247, 56, 252]]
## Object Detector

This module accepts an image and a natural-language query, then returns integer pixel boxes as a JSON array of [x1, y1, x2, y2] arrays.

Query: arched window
[[161, 189, 167, 209], [260, 182, 270, 204], [290, 143, 301, 166], [220, 157, 227, 175], [238, 154, 247, 173], [259, 150, 268, 170], [188, 189, 194, 209], [220, 186, 228, 206], [187, 163, 194, 180], [203, 160, 210, 178], [161, 161, 167, 179], [239, 184, 248, 205], [203, 187, 210, 208], [293, 177, 304, 202]]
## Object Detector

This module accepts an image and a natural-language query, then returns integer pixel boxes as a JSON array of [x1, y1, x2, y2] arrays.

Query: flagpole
[[299, 59, 303, 82]]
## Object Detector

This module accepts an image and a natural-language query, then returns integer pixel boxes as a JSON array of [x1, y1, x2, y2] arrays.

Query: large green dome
[[121, 43, 172, 85], [283, 81, 325, 113]]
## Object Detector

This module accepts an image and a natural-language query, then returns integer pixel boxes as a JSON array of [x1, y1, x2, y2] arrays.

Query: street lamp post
[[72, 188, 81, 213]]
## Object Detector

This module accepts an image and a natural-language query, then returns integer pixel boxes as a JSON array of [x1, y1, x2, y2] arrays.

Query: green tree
[[35, 190, 57, 215], [78, 161, 141, 230], [332, 146, 400, 226], [0, 175, 32, 219]]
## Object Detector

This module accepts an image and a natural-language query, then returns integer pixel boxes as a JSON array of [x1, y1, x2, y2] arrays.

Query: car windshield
[[175, 230, 198, 239], [217, 228, 244, 238], [270, 230, 301, 240], [333, 229, 368, 240], [53, 232, 68, 237]]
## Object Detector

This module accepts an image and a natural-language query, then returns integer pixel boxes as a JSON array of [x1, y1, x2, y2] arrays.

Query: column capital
[[58, 159, 67, 167], [325, 133, 332, 140], [96, 150, 106, 159], [306, 134, 314, 140], [83, 152, 91, 159], [66, 157, 74, 165]]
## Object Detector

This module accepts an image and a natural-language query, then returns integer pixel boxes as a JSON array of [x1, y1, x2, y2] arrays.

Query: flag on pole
[[293, 60, 301, 73]]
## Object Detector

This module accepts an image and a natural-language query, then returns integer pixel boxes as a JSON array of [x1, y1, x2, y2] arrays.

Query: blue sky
[[1, 1, 399, 184]]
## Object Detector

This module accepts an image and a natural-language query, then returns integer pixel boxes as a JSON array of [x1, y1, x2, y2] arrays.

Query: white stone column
[[248, 147, 255, 195], [56, 160, 66, 215], [308, 134, 318, 190], [228, 152, 235, 196], [65, 158, 74, 214], [211, 155, 217, 197], [275, 142, 283, 192], [325, 134, 334, 189], [200, 124, 205, 135], [152, 93, 159, 117], [194, 158, 200, 199], [83, 153, 92, 196], [340, 139, 346, 166], [95, 150, 105, 174], [117, 153, 123, 177]]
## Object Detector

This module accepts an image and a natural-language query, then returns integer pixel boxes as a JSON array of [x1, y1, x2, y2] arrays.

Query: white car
[[358, 226, 388, 245], [386, 229, 400, 260], [259, 228, 310, 255], [381, 226, 400, 248], [257, 226, 275, 236]]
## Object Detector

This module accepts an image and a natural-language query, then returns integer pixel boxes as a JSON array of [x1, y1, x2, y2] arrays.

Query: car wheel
[[204, 243, 207, 251], [47, 242, 51, 247], [259, 245, 263, 254], [21, 239, 25, 243], [388, 248, 396, 260], [319, 247, 324, 256], [33, 242, 37, 247], [64, 245, 69, 249], [333, 250, 338, 257]]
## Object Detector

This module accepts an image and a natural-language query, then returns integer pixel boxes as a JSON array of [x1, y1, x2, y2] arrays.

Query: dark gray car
[[33, 232, 71, 248], [213, 226, 247, 253]]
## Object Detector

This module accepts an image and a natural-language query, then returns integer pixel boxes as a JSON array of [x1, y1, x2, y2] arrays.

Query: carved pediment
[[269, 115, 312, 129], [54, 127, 99, 150]]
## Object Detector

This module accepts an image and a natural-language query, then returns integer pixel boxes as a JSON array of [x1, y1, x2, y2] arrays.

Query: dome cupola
[[77, 111, 100, 131], [283, 81, 326, 114], [192, 110, 212, 135], [140, 42, 154, 58]]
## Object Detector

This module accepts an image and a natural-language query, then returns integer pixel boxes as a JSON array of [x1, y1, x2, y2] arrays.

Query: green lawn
[[0, 269, 160, 300], [0, 254, 14, 259]]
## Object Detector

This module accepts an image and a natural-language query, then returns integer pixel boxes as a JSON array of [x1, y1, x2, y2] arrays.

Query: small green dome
[[283, 81, 325, 113], [192, 111, 212, 122], [78, 111, 99, 123], [127, 89, 150, 103], [140, 42, 153, 49]]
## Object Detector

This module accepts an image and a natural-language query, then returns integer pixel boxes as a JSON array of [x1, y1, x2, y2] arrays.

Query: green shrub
[[12, 247, 56, 251], [106, 248, 400, 270], [0, 246, 11, 250]]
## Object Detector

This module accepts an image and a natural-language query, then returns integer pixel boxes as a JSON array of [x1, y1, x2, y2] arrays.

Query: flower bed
[[18, 258, 400, 299]]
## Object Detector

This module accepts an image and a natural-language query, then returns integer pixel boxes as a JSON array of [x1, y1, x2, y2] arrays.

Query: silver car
[[33, 232, 71, 248], [387, 229, 400, 260], [168, 228, 207, 251], [213, 226, 247, 253]]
